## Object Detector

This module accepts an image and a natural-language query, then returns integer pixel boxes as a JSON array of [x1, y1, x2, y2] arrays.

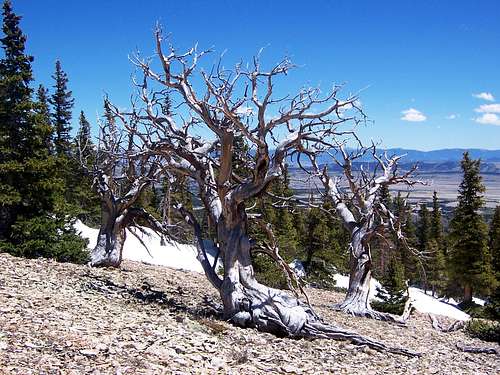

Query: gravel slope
[[0, 253, 498, 374]]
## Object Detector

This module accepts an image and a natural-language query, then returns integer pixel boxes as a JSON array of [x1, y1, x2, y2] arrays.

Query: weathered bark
[[335, 227, 408, 324], [338, 228, 372, 312], [89, 203, 126, 267]]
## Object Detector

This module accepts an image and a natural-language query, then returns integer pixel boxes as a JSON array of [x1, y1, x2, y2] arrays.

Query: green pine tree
[[49, 59, 74, 156], [372, 254, 409, 315], [486, 206, 500, 319], [0, 0, 86, 262], [428, 192, 446, 296], [69, 110, 100, 225], [35, 84, 53, 152], [448, 152, 495, 303], [489, 206, 500, 282], [417, 203, 431, 290], [394, 193, 418, 284], [371, 183, 393, 279]]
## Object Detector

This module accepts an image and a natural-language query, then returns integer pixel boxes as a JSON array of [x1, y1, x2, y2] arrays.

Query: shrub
[[465, 319, 500, 343], [1, 215, 89, 264]]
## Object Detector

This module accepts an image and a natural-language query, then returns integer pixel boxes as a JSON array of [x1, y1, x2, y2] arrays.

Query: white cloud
[[475, 113, 500, 126], [401, 108, 427, 122], [473, 92, 495, 101], [445, 114, 458, 120], [474, 103, 500, 113]]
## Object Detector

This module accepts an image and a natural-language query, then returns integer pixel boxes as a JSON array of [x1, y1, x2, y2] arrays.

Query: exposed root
[[428, 314, 465, 332], [226, 284, 419, 357], [456, 342, 499, 355], [300, 321, 421, 357], [333, 303, 411, 325]]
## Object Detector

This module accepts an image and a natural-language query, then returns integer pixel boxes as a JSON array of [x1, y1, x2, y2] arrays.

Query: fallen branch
[[456, 342, 499, 355]]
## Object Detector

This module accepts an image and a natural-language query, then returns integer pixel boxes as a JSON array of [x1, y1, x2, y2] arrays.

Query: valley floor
[[0, 253, 498, 374]]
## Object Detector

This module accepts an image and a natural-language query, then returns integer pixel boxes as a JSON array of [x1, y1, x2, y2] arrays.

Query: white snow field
[[75, 221, 475, 321]]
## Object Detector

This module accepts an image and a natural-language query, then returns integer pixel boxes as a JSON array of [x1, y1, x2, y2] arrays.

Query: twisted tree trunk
[[335, 227, 408, 323], [90, 203, 126, 267], [211, 206, 418, 356], [339, 228, 372, 313]]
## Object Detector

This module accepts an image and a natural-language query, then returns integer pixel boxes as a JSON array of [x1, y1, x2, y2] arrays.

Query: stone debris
[[0, 252, 499, 374]]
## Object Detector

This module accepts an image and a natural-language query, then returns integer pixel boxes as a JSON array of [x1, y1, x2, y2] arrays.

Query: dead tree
[[77, 101, 166, 267], [106, 26, 420, 356], [309, 142, 420, 322]]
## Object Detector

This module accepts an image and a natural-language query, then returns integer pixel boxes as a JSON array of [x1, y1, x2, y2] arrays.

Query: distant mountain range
[[365, 148, 500, 163], [288, 148, 500, 174]]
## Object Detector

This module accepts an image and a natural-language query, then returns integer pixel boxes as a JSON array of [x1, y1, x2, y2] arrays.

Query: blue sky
[[11, 0, 500, 150]]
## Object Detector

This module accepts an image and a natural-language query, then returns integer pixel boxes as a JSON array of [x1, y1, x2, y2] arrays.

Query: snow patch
[[73, 220, 219, 273], [407, 288, 470, 321]]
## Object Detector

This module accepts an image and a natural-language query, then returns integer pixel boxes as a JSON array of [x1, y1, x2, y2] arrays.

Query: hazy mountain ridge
[[288, 148, 500, 174]]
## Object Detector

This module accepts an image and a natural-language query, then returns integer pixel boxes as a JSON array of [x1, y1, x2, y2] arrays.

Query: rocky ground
[[0, 253, 498, 374]]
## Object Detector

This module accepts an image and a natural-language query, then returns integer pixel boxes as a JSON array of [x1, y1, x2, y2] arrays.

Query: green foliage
[[426, 192, 447, 295], [484, 287, 500, 321], [1, 214, 88, 264], [66, 112, 100, 226], [489, 206, 500, 281], [427, 239, 447, 294], [372, 255, 408, 315], [301, 202, 349, 288], [465, 319, 500, 343], [393, 192, 419, 284], [417, 203, 431, 256], [252, 252, 289, 289], [49, 59, 74, 156], [0, 0, 86, 263], [448, 152, 496, 301]]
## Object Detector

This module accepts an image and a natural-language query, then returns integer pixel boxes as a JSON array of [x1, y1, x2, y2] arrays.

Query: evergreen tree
[[69, 110, 100, 225], [372, 255, 409, 315], [75, 110, 92, 159], [427, 239, 446, 296], [428, 192, 446, 296], [448, 152, 495, 302], [0, 0, 36, 241], [300, 198, 349, 288], [487, 206, 500, 319], [489, 206, 500, 281], [270, 165, 298, 258], [379, 183, 392, 209], [35, 84, 53, 152], [394, 193, 418, 284], [417, 203, 431, 254], [0, 0, 86, 262], [49, 59, 74, 156], [417, 203, 431, 290], [430, 191, 444, 247], [372, 183, 393, 278]]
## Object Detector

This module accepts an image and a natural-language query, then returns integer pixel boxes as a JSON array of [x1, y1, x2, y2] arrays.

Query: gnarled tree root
[[299, 321, 421, 357], [225, 285, 419, 357], [332, 300, 412, 325], [456, 342, 499, 355]]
